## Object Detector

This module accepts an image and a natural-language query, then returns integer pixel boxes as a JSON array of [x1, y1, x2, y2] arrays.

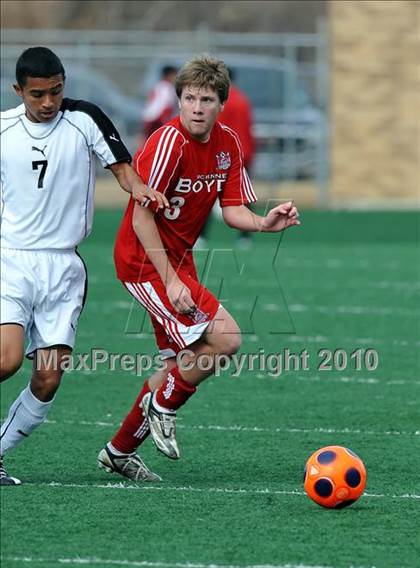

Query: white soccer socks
[[0, 384, 54, 454]]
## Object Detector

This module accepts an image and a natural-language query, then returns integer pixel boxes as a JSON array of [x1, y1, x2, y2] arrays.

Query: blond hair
[[175, 55, 230, 103]]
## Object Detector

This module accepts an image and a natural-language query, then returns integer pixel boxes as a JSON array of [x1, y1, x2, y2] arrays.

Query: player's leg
[[2, 250, 85, 449], [147, 306, 240, 423], [31, 346, 69, 401], [97, 331, 174, 481], [1, 250, 86, 485], [144, 306, 241, 458], [0, 324, 25, 381], [109, 358, 177, 454], [0, 345, 68, 486], [97, 364, 169, 481], [0, 346, 68, 456], [98, 273, 203, 477], [119, 275, 219, 459], [0, 250, 34, 485], [1, 249, 31, 382], [0, 325, 26, 485], [100, 274, 238, 471], [124, 276, 240, 459], [1, 249, 34, 382], [167, 306, 241, 386]]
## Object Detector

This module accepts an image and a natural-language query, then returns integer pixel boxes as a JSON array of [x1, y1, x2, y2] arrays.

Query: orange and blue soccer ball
[[303, 445, 367, 509]]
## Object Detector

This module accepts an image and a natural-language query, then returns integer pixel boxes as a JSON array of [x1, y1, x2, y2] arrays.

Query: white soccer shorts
[[1, 248, 87, 357]]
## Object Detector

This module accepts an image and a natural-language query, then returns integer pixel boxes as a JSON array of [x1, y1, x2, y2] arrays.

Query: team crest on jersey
[[216, 151, 231, 170], [191, 308, 209, 324]]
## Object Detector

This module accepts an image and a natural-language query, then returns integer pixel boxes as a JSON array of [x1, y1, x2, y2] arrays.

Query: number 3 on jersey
[[164, 196, 185, 220], [32, 160, 48, 189]]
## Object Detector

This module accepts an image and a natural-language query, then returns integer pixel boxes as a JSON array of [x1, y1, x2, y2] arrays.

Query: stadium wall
[[329, 0, 420, 208]]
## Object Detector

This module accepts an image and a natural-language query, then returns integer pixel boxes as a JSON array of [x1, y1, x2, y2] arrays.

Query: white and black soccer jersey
[[0, 99, 131, 250]]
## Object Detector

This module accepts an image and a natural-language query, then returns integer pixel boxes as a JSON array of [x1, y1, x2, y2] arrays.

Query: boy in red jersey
[[98, 55, 300, 481]]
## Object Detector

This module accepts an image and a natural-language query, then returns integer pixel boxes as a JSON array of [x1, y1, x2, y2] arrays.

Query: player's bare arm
[[110, 162, 169, 209], [132, 203, 196, 314], [222, 201, 300, 233]]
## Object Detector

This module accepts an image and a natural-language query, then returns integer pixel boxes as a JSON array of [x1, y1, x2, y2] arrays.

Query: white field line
[[76, 332, 420, 349], [87, 272, 419, 289], [239, 278, 420, 291], [284, 335, 420, 348], [90, 300, 420, 318], [279, 375, 420, 386], [263, 304, 420, 317], [0, 557, 349, 568], [58, 369, 420, 387], [43, 419, 420, 438], [279, 257, 415, 271], [239, 279, 420, 291], [22, 482, 420, 501], [245, 334, 420, 349], [40, 365, 420, 385], [290, 281, 420, 291]]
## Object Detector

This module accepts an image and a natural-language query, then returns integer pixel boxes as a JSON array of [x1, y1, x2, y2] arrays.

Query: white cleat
[[97, 445, 161, 482], [0, 458, 22, 486], [141, 392, 180, 460]]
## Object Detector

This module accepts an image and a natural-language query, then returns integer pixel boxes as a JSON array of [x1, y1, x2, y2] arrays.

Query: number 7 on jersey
[[32, 160, 48, 189]]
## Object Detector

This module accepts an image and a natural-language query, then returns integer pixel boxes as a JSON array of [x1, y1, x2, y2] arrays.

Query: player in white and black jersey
[[0, 47, 169, 485]]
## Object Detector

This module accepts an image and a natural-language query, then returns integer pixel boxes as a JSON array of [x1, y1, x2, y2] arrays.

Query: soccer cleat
[[0, 457, 22, 486], [141, 392, 180, 460], [97, 445, 161, 482]]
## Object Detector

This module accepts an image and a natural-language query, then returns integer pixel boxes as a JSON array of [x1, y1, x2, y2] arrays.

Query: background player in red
[[219, 67, 255, 171], [141, 65, 178, 139], [200, 66, 256, 247], [98, 55, 300, 482]]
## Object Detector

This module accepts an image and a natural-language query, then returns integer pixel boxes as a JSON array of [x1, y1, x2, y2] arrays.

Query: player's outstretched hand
[[132, 181, 170, 209], [167, 276, 197, 315], [110, 162, 170, 208], [262, 201, 300, 232]]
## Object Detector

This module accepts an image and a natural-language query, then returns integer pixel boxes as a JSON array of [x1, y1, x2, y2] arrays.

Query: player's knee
[[211, 331, 241, 357], [207, 313, 242, 356], [222, 332, 242, 356], [0, 351, 23, 381], [31, 369, 63, 401]]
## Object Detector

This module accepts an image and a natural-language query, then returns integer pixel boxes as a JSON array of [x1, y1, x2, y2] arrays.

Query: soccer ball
[[303, 445, 367, 509]]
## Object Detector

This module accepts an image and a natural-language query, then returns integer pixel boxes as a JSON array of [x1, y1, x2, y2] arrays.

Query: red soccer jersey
[[114, 116, 257, 282]]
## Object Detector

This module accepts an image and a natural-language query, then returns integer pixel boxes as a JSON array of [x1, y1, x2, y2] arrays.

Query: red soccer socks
[[153, 367, 196, 413], [111, 367, 197, 454], [111, 380, 151, 454]]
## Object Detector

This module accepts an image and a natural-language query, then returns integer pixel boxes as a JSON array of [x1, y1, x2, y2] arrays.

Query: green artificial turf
[[1, 209, 419, 568]]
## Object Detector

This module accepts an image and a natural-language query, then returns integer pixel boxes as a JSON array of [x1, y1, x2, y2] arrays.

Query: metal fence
[[1, 27, 330, 203]]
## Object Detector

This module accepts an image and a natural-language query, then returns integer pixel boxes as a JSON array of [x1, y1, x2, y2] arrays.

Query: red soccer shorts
[[124, 271, 220, 359]]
